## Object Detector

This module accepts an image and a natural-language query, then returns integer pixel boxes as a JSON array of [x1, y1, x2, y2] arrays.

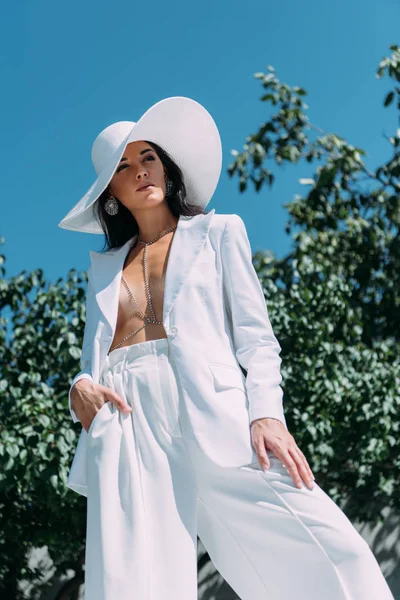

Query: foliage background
[[227, 45, 400, 522], [0, 44, 399, 599]]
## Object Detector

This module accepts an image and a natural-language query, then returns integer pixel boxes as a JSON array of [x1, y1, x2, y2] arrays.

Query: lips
[[137, 183, 154, 191]]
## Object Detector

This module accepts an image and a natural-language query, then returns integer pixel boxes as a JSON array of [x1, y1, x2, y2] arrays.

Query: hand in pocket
[[70, 380, 132, 433]]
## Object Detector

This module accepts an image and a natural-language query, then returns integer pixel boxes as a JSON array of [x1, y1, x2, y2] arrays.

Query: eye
[[116, 154, 155, 174]]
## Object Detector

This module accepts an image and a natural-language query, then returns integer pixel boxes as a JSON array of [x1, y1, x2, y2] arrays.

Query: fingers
[[254, 441, 271, 471], [102, 386, 132, 414], [294, 445, 315, 482], [81, 396, 109, 433], [82, 387, 132, 432], [284, 446, 315, 489], [252, 426, 316, 490]]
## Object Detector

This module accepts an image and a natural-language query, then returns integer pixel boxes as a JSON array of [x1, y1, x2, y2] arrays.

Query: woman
[[59, 97, 394, 600]]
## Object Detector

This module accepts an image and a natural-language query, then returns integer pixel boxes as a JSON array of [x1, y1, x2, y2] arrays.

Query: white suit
[[66, 210, 394, 600], [67, 209, 286, 495]]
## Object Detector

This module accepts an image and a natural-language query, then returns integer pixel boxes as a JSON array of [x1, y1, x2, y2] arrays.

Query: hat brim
[[58, 96, 222, 235]]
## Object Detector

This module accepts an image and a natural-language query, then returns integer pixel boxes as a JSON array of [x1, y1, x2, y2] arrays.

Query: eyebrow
[[119, 148, 154, 163]]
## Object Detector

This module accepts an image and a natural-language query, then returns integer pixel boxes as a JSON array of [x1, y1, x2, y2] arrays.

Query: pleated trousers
[[84, 338, 394, 600]]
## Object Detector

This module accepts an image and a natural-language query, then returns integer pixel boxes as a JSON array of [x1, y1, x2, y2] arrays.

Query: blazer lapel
[[90, 208, 215, 337]]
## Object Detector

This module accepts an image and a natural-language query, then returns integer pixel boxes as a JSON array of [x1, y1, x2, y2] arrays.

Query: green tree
[[0, 245, 88, 598], [228, 44, 400, 522], [1, 44, 399, 598]]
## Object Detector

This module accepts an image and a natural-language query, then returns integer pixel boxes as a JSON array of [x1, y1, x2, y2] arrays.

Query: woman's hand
[[71, 379, 132, 433], [250, 417, 315, 490]]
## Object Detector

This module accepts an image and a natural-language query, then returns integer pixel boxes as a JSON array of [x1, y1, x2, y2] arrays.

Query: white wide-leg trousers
[[84, 338, 393, 600]]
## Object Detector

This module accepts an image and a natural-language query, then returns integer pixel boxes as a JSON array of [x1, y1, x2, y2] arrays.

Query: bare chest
[[119, 238, 173, 324]]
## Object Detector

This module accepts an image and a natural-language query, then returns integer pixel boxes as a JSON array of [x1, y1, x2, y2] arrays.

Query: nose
[[136, 166, 149, 181]]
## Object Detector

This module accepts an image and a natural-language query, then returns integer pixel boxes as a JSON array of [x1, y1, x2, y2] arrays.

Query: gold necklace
[[109, 225, 177, 352]]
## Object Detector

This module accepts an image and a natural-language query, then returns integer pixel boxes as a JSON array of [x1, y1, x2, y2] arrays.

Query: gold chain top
[[109, 225, 177, 353]]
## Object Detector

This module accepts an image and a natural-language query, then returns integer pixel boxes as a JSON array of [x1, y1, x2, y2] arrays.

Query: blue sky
[[1, 0, 399, 283]]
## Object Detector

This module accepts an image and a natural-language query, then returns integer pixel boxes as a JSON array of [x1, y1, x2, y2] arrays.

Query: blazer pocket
[[208, 363, 246, 393]]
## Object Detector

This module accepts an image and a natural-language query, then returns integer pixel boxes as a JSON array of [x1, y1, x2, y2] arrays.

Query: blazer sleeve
[[68, 264, 95, 424], [221, 214, 287, 428]]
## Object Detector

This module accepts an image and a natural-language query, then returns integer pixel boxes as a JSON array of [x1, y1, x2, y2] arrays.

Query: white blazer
[[66, 209, 287, 496]]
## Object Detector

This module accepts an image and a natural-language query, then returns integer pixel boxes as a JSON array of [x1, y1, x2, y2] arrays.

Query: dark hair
[[93, 140, 210, 252]]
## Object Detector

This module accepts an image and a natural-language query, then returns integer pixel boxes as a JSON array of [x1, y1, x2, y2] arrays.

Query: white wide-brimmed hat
[[58, 96, 223, 234]]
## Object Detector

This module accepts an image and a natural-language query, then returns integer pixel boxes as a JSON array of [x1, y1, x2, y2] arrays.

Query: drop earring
[[104, 194, 119, 216], [165, 179, 173, 198]]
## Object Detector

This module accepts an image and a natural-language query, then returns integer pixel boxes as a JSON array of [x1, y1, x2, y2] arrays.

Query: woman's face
[[108, 140, 167, 213]]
